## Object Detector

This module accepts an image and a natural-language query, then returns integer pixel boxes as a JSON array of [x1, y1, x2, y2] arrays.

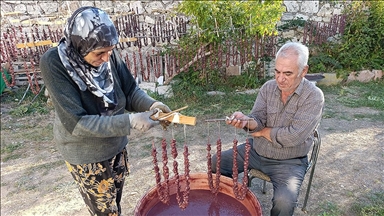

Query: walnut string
[[206, 122, 221, 195], [232, 124, 251, 200], [151, 125, 191, 209], [162, 138, 171, 203], [171, 124, 191, 209], [151, 138, 170, 204]]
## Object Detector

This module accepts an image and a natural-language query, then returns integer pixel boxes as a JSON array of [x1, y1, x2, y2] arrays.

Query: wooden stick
[[151, 105, 188, 120], [150, 106, 196, 126], [16, 40, 54, 48], [159, 113, 196, 126], [120, 37, 138, 43]]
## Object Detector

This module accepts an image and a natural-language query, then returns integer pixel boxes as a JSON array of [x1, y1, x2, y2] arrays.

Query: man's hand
[[226, 111, 257, 130], [251, 127, 272, 142], [129, 110, 159, 132], [149, 101, 171, 113]]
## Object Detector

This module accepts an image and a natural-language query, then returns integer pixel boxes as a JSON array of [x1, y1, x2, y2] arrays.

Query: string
[[183, 124, 187, 145]]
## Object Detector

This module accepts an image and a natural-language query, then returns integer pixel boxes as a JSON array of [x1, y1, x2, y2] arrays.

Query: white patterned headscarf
[[57, 7, 119, 113]]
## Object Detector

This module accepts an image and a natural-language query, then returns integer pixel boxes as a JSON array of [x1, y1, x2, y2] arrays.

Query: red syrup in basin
[[134, 173, 262, 216], [147, 189, 251, 216]]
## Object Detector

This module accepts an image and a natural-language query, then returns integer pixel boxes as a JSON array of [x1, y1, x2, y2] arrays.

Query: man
[[40, 7, 171, 216], [212, 42, 324, 215]]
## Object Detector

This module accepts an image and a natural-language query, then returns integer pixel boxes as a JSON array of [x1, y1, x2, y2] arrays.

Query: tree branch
[[164, 44, 212, 85]]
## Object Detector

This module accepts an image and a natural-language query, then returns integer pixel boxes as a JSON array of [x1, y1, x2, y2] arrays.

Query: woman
[[40, 6, 171, 215]]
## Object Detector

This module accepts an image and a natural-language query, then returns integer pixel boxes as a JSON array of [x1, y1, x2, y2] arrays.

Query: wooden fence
[[0, 14, 346, 95]]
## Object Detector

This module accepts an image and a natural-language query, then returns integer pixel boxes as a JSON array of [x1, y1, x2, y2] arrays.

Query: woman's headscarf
[[57, 6, 119, 113]]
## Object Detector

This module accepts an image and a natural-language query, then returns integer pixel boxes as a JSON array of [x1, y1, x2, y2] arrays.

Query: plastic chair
[[247, 129, 321, 212]]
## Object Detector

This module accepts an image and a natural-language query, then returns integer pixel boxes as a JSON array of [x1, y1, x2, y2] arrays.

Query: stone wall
[[1, 1, 182, 40], [279, 1, 348, 42], [1, 1, 180, 25], [1, 1, 349, 42], [272, 1, 349, 75]]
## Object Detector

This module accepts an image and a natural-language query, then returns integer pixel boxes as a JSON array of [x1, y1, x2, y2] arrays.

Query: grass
[[317, 201, 343, 216], [1, 152, 23, 162], [350, 192, 384, 216], [336, 82, 384, 110], [22, 123, 53, 142], [0, 142, 24, 154], [0, 142, 24, 162], [319, 81, 384, 122], [14, 176, 37, 191], [1, 85, 51, 117]]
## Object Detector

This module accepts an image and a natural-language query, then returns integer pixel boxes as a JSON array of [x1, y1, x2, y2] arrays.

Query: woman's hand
[[129, 110, 159, 132], [149, 101, 171, 113]]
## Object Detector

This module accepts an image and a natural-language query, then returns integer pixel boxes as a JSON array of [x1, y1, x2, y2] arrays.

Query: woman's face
[[83, 45, 115, 67]]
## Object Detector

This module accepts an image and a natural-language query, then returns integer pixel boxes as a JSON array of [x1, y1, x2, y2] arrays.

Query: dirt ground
[[1, 90, 383, 216]]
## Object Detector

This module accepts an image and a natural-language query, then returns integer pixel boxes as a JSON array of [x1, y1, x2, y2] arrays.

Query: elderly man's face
[[274, 55, 308, 94], [83, 45, 115, 67]]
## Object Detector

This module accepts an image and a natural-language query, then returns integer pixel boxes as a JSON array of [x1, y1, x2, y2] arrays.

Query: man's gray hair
[[276, 42, 309, 74]]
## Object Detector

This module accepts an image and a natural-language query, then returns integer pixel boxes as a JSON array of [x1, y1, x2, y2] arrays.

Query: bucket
[[134, 172, 262, 216]]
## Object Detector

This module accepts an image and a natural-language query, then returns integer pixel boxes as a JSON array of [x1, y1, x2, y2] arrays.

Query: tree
[[176, 1, 285, 43], [163, 1, 285, 84]]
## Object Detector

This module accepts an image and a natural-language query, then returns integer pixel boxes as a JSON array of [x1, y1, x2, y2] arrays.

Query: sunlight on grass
[[318, 81, 384, 122], [317, 201, 343, 216], [1, 142, 24, 162], [1, 142, 24, 154], [319, 81, 384, 112], [351, 192, 384, 216]]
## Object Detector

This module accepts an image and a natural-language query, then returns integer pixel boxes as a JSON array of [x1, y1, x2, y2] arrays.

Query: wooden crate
[[10, 61, 44, 86], [14, 72, 43, 86]]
